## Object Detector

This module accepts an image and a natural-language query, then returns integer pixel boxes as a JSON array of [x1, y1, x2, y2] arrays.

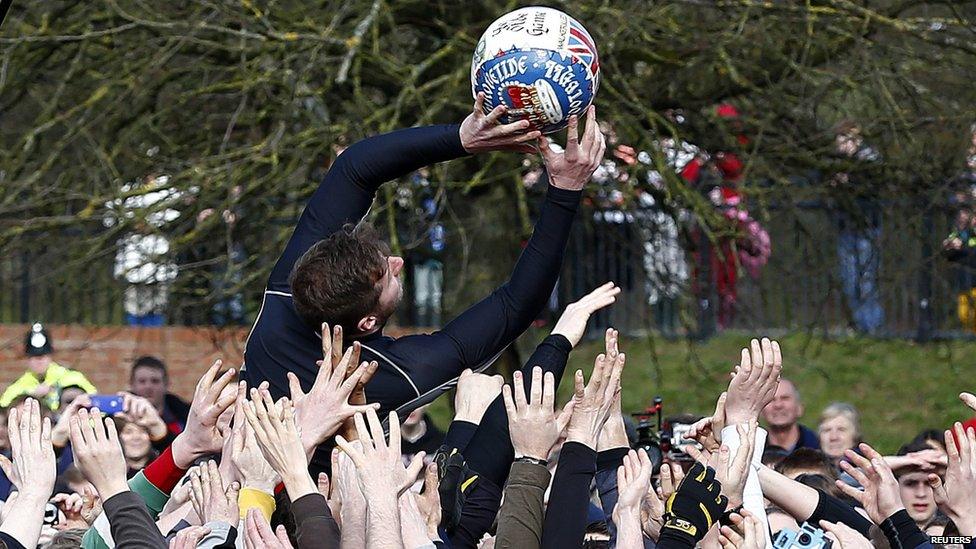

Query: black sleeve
[[879, 509, 931, 549], [268, 124, 468, 291], [0, 532, 26, 549], [541, 441, 597, 549], [808, 488, 874, 538], [103, 491, 169, 548], [383, 182, 581, 411], [439, 420, 479, 455], [291, 492, 341, 549]]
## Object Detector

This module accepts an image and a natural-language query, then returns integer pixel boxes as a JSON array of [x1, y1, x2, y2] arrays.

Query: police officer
[[0, 323, 96, 410]]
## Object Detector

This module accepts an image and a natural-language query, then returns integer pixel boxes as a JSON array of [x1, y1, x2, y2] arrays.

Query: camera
[[773, 523, 833, 549], [631, 397, 704, 474]]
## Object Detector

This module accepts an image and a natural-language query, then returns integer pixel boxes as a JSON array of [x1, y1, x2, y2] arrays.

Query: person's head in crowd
[[835, 120, 863, 157], [24, 322, 53, 376], [905, 429, 947, 454], [129, 355, 169, 410], [44, 528, 86, 549], [794, 473, 845, 500], [290, 224, 404, 335], [58, 385, 88, 411], [114, 415, 157, 474], [893, 439, 939, 526], [818, 402, 861, 459], [774, 448, 834, 479], [762, 379, 820, 453], [761, 445, 790, 468]]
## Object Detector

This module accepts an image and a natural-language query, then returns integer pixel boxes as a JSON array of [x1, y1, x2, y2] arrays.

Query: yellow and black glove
[[659, 462, 729, 548]]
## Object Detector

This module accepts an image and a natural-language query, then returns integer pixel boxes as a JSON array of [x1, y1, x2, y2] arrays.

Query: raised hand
[[189, 460, 240, 526], [290, 324, 379, 457], [836, 443, 904, 524], [172, 359, 239, 469], [244, 390, 318, 501], [117, 392, 168, 441], [335, 408, 425, 498], [502, 366, 573, 461], [416, 463, 441, 541], [661, 462, 728, 545], [724, 338, 782, 425], [614, 449, 655, 548], [50, 393, 91, 448], [928, 422, 976, 536], [454, 369, 504, 424], [69, 408, 128, 500], [0, 399, 56, 536], [170, 525, 212, 549], [565, 350, 625, 449], [244, 508, 294, 549], [538, 105, 606, 191], [818, 520, 874, 549], [687, 392, 728, 452], [961, 392, 976, 413], [719, 511, 765, 549], [716, 422, 758, 508], [459, 92, 541, 154], [550, 283, 621, 347]]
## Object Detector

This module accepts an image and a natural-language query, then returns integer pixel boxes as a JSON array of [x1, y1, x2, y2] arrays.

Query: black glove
[[660, 462, 729, 547], [434, 446, 479, 532]]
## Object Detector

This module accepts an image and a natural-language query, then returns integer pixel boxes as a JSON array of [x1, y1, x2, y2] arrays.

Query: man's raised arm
[[390, 106, 606, 401], [267, 94, 540, 291]]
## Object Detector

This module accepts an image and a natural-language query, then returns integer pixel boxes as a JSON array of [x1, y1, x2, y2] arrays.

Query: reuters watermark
[[930, 536, 974, 545]]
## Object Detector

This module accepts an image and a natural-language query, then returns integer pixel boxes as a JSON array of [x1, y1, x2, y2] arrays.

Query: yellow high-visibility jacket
[[0, 361, 96, 410]]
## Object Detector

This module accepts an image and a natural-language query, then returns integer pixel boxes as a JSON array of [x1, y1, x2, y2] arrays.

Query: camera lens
[[798, 533, 811, 545]]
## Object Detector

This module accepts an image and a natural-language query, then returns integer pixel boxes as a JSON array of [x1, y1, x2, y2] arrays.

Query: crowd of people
[[0, 296, 974, 549]]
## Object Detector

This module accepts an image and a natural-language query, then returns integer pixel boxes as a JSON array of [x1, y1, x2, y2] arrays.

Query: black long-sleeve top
[[541, 441, 598, 549], [243, 124, 581, 428]]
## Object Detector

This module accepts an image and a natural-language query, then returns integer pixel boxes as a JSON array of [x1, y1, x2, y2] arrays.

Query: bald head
[[762, 377, 804, 429]]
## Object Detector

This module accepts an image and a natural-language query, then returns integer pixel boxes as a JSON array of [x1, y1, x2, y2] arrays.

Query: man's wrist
[[94, 479, 131, 501], [283, 472, 318, 501], [452, 407, 486, 425], [170, 435, 199, 469], [243, 477, 278, 495], [566, 430, 598, 450]]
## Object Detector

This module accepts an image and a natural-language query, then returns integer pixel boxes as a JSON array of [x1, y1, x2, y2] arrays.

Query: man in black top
[[243, 97, 605, 428]]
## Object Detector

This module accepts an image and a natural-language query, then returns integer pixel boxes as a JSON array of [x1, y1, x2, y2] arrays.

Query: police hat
[[25, 322, 53, 357]]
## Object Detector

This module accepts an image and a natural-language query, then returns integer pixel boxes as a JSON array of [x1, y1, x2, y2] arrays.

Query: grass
[[425, 331, 976, 454]]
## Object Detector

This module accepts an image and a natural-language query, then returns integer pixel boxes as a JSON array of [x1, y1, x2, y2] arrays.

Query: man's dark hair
[[290, 224, 389, 331], [130, 355, 168, 382], [775, 448, 835, 478], [902, 429, 944, 454]]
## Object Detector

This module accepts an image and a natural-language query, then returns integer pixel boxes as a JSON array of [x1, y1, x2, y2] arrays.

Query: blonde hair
[[819, 402, 861, 441]]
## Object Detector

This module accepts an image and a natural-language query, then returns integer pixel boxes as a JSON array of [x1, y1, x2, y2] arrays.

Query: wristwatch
[[514, 455, 548, 467]]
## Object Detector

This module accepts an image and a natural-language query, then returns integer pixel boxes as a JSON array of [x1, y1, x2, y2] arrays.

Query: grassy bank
[[426, 332, 976, 453]]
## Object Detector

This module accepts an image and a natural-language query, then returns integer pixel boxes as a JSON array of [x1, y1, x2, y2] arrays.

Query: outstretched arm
[[390, 107, 607, 401], [268, 95, 539, 291]]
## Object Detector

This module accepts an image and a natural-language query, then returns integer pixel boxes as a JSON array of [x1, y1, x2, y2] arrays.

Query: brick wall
[[0, 323, 424, 401], [0, 324, 249, 400]]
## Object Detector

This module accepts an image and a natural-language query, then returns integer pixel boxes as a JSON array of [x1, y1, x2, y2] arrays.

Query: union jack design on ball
[[567, 19, 599, 77]]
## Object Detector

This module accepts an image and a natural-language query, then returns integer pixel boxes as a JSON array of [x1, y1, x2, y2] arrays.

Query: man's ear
[[797, 403, 805, 418], [357, 315, 377, 334]]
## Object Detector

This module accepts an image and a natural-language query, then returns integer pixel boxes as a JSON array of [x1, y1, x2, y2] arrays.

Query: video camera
[[630, 396, 702, 474]]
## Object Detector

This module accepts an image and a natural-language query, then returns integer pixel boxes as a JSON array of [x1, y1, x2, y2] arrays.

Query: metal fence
[[4, 199, 974, 341]]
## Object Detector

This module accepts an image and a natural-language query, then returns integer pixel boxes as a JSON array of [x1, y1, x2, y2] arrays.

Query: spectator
[[762, 378, 820, 452], [832, 121, 884, 335], [942, 198, 976, 333], [818, 402, 861, 461], [114, 416, 159, 478], [128, 355, 191, 439], [0, 323, 96, 411]]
